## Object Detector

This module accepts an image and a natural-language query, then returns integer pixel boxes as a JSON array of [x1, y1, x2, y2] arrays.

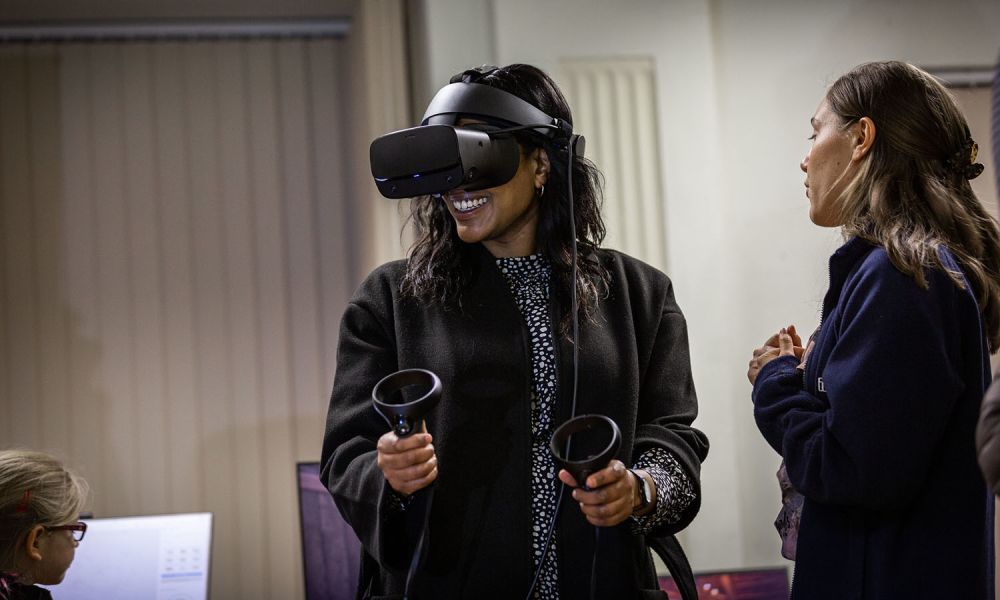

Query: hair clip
[[945, 138, 984, 181], [964, 162, 985, 180], [13, 490, 31, 514]]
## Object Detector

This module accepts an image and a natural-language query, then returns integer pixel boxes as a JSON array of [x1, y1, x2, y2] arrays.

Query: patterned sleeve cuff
[[629, 447, 696, 534]]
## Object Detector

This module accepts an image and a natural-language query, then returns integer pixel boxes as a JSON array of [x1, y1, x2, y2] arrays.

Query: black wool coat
[[320, 246, 709, 599]]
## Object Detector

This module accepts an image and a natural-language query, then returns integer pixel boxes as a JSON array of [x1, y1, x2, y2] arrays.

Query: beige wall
[[1, 38, 354, 598], [0, 2, 412, 598]]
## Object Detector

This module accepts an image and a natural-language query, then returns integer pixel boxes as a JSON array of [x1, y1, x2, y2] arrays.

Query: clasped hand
[[747, 324, 805, 385]]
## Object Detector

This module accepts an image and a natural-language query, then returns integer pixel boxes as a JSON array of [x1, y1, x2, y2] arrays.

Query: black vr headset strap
[[421, 83, 572, 140]]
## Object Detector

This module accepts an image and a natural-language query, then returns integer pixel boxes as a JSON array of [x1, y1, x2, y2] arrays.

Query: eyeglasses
[[45, 522, 87, 542]]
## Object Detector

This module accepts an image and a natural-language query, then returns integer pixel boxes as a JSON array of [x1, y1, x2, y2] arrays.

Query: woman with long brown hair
[[748, 60, 1000, 599]]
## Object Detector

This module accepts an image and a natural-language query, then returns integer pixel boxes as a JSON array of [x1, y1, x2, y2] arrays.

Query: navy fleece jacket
[[753, 237, 992, 600]]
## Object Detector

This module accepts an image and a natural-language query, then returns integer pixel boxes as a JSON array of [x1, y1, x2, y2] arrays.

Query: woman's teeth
[[453, 196, 488, 213]]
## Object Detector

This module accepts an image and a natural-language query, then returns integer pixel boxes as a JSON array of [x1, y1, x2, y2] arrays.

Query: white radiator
[[559, 57, 667, 271]]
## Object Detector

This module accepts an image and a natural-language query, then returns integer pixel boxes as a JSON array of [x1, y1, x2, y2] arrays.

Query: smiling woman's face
[[441, 120, 549, 258]]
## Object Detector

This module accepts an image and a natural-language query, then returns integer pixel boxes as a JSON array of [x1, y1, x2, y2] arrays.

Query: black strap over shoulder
[[646, 534, 698, 600]]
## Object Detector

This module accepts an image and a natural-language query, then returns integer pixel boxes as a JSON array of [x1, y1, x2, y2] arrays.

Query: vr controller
[[550, 414, 622, 491], [369, 78, 584, 199], [372, 369, 443, 437]]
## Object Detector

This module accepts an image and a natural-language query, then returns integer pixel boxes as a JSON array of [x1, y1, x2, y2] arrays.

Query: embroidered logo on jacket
[[817, 377, 826, 393]]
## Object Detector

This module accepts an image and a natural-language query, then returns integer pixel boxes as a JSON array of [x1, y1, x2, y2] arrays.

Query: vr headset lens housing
[[369, 81, 573, 200], [370, 125, 521, 199]]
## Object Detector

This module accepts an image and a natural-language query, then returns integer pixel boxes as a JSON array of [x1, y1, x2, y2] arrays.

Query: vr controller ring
[[549, 414, 622, 490], [372, 369, 443, 438]]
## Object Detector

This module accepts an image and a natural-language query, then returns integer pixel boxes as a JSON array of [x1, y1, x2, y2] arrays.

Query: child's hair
[[0, 450, 88, 593]]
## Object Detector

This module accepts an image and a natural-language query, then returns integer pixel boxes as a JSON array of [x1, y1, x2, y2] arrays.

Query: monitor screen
[[42, 512, 212, 600], [297, 462, 361, 600], [659, 566, 790, 600]]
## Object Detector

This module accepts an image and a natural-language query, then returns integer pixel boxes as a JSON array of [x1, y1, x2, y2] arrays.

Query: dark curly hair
[[401, 64, 609, 333]]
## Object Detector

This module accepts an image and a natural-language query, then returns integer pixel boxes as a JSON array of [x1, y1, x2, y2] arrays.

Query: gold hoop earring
[[537, 185, 545, 198]]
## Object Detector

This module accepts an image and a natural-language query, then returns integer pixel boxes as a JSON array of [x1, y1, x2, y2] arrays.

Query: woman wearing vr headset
[[321, 63, 708, 599], [747, 61, 1000, 599]]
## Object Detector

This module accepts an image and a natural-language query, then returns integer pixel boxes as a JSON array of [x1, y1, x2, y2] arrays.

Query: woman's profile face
[[442, 120, 547, 257], [800, 98, 858, 227]]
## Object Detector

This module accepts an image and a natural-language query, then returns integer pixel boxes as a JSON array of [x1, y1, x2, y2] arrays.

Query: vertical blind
[[0, 38, 359, 599]]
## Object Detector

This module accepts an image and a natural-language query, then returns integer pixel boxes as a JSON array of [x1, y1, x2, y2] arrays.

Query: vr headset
[[369, 70, 585, 199]]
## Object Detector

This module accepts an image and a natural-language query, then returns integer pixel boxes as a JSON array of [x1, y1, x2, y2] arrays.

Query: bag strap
[[646, 534, 698, 600]]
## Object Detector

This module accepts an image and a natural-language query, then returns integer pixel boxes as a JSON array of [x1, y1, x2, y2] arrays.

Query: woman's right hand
[[376, 430, 438, 496]]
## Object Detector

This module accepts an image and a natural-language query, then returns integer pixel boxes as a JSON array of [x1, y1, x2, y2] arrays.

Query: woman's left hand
[[558, 460, 634, 527]]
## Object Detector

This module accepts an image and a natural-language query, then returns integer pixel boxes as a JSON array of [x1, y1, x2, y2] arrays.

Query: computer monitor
[[297, 462, 362, 600], [42, 512, 213, 600], [658, 566, 790, 600]]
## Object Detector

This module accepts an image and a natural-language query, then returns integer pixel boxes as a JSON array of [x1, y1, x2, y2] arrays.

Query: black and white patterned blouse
[[496, 254, 695, 599], [498, 255, 562, 599]]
